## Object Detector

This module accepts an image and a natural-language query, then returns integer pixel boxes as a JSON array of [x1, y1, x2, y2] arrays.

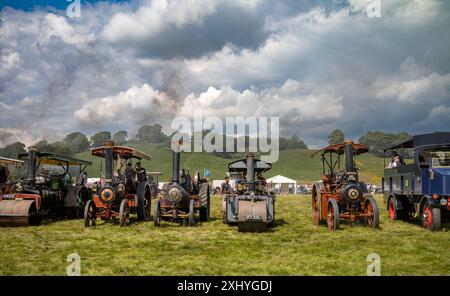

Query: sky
[[0, 0, 449, 148]]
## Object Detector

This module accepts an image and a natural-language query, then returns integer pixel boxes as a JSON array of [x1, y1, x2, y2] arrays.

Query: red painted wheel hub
[[389, 200, 395, 221]]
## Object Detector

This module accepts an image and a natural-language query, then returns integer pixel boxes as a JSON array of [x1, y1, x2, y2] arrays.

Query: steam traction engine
[[0, 147, 92, 226], [222, 153, 275, 232], [153, 142, 210, 226], [84, 141, 154, 227], [311, 141, 379, 230]]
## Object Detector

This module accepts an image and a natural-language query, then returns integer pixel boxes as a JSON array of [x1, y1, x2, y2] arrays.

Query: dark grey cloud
[[0, 0, 449, 148]]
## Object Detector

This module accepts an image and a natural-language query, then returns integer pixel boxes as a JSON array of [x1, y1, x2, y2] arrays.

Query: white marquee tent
[[266, 175, 297, 194]]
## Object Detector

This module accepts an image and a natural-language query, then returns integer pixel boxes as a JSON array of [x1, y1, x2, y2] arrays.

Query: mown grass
[[0, 195, 449, 276]]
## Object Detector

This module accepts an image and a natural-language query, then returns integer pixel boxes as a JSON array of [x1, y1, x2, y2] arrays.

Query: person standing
[[135, 162, 147, 182], [221, 176, 231, 195]]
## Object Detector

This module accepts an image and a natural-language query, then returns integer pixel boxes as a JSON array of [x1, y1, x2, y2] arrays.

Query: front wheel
[[422, 202, 441, 231], [188, 199, 195, 227], [327, 199, 339, 231], [154, 199, 161, 227], [84, 200, 96, 227], [119, 199, 130, 227], [364, 196, 379, 228]]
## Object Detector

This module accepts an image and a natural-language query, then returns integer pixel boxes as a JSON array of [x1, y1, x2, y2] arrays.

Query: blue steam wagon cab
[[383, 132, 450, 231]]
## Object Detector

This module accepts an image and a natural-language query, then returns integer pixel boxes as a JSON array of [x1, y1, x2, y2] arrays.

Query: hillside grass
[[0, 195, 449, 276], [77, 144, 385, 184]]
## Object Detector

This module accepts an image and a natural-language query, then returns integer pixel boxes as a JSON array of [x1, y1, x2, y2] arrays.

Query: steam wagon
[[0, 156, 24, 195], [84, 141, 154, 227], [311, 141, 379, 231], [153, 142, 210, 226], [222, 153, 275, 232], [0, 147, 92, 226], [383, 132, 450, 231]]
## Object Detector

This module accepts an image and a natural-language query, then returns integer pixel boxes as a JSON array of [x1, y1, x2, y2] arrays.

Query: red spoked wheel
[[327, 199, 339, 231], [388, 197, 397, 221], [312, 195, 320, 225], [364, 196, 379, 228], [422, 202, 441, 231]]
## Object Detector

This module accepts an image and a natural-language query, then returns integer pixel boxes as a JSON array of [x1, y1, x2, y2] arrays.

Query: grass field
[[0, 195, 449, 276], [77, 144, 385, 184]]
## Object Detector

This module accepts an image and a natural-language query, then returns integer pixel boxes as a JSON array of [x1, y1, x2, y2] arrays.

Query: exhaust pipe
[[172, 141, 181, 184], [345, 140, 355, 173], [104, 140, 114, 183], [246, 153, 255, 192], [26, 146, 37, 185]]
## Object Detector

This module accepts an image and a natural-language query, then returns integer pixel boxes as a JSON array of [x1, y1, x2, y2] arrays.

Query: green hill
[[77, 143, 385, 184]]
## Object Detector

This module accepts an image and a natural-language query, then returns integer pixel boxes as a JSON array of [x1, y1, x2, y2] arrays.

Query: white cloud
[[74, 84, 178, 126], [373, 57, 450, 103]]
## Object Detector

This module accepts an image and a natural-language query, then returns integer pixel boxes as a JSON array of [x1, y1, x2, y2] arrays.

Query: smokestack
[[104, 140, 114, 183], [246, 153, 255, 191], [172, 141, 181, 183], [26, 146, 37, 185], [345, 140, 355, 173]]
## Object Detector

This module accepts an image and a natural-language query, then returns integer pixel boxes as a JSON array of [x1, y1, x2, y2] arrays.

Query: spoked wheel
[[312, 194, 320, 225], [327, 199, 339, 231], [119, 199, 130, 227], [422, 202, 441, 231], [364, 196, 379, 228], [84, 200, 97, 227], [388, 197, 396, 221], [188, 199, 195, 227], [154, 199, 161, 227]]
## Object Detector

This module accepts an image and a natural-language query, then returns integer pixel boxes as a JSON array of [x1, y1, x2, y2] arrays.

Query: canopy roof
[[0, 156, 24, 166], [91, 145, 151, 161], [228, 158, 271, 173], [384, 132, 450, 152], [312, 143, 369, 157], [18, 152, 92, 167], [266, 175, 296, 184]]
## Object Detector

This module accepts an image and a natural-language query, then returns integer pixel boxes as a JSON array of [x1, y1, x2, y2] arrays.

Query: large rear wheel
[[327, 199, 339, 231], [199, 183, 210, 222], [312, 194, 320, 225], [137, 183, 151, 221], [422, 202, 441, 231]]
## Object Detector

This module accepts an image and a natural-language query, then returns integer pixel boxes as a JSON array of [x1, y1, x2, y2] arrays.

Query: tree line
[[328, 129, 411, 157], [0, 123, 308, 158]]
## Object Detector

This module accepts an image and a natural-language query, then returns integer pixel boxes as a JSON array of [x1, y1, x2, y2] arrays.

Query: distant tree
[[90, 131, 111, 148], [286, 135, 308, 150], [113, 130, 128, 145], [34, 140, 72, 155], [63, 132, 89, 153], [135, 124, 166, 143], [328, 129, 345, 145], [0, 142, 26, 159], [358, 131, 412, 157]]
